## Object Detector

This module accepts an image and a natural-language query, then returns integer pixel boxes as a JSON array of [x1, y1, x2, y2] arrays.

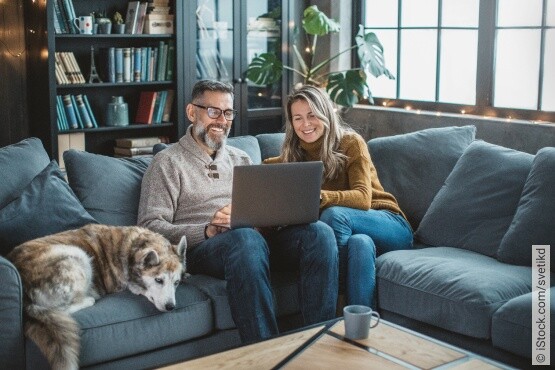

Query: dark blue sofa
[[1, 126, 552, 369]]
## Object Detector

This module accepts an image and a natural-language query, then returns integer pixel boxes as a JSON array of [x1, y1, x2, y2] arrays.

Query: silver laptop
[[229, 161, 323, 229]]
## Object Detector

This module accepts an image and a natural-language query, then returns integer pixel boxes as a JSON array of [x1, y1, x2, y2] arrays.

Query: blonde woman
[[265, 85, 413, 307]]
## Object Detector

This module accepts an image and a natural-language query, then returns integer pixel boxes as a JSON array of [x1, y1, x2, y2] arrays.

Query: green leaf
[[302, 5, 340, 36], [246, 53, 283, 85], [326, 70, 371, 107], [355, 25, 395, 79]]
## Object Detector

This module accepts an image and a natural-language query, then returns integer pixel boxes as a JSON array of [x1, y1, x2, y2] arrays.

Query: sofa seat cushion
[[0, 137, 50, 210], [491, 288, 555, 358], [376, 246, 532, 339], [0, 161, 97, 254], [498, 147, 555, 266], [368, 126, 476, 230], [64, 150, 152, 226], [74, 284, 213, 366], [415, 141, 533, 257], [186, 272, 300, 331]]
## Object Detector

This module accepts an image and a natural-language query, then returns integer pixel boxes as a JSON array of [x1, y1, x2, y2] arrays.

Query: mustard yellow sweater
[[264, 132, 406, 219]]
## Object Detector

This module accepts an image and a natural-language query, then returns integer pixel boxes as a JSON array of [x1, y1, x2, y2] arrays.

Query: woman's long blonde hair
[[282, 85, 351, 181]]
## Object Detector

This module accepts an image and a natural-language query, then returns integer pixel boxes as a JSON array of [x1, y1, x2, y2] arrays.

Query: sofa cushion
[[415, 141, 533, 257], [256, 133, 285, 160], [376, 246, 532, 339], [75, 284, 213, 366], [63, 150, 152, 226], [227, 136, 262, 164], [368, 126, 476, 230], [497, 147, 555, 266], [491, 289, 555, 358], [0, 137, 50, 209], [0, 161, 97, 255]]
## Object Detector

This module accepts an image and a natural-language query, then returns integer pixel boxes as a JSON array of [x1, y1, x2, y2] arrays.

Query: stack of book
[[135, 89, 175, 124], [99, 40, 174, 83], [56, 94, 98, 131], [145, 0, 174, 34], [55, 52, 85, 85], [114, 136, 169, 158]]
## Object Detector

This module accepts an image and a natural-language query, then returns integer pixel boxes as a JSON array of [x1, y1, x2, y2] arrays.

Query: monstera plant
[[246, 5, 394, 107]]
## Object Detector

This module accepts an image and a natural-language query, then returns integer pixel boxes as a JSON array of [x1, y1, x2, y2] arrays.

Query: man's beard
[[193, 123, 229, 151]]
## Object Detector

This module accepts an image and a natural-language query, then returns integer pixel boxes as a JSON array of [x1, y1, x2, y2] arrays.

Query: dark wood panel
[[0, 0, 28, 148]]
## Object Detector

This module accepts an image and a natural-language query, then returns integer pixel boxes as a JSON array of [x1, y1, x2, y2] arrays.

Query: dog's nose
[[165, 303, 175, 311]]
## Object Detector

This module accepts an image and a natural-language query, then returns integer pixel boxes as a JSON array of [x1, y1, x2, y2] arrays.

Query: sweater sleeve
[[320, 135, 373, 210], [137, 154, 200, 245]]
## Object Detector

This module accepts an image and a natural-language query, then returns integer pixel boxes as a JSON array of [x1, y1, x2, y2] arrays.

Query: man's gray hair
[[191, 80, 234, 101]]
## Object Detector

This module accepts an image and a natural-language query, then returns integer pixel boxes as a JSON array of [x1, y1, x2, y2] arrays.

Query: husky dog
[[7, 223, 187, 370]]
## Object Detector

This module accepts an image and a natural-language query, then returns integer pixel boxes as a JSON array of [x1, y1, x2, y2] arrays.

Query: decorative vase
[[106, 96, 129, 127]]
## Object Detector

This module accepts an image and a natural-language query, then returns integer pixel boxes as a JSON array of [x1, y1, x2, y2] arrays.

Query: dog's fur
[[7, 224, 187, 370]]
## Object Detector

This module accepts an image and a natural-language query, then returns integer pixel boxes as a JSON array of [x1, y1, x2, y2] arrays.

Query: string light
[[0, 0, 27, 58]]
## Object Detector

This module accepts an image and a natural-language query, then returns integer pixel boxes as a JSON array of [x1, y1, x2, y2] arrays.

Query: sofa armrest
[[0, 255, 25, 369]]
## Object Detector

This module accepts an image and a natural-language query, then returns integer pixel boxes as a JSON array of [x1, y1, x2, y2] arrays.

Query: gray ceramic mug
[[343, 305, 380, 340]]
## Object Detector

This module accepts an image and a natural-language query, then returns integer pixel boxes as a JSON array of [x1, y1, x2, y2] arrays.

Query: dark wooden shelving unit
[[27, 0, 185, 158]]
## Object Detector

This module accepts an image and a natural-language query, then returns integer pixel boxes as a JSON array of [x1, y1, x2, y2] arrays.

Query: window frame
[[354, 0, 555, 124]]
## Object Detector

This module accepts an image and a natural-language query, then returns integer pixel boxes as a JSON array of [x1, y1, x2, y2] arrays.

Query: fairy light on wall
[[0, 0, 28, 58]]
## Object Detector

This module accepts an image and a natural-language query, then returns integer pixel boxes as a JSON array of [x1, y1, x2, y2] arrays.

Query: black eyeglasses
[[192, 103, 237, 121]]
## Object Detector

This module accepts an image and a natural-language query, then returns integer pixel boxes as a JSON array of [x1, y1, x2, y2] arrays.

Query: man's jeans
[[187, 221, 338, 343], [320, 206, 413, 308]]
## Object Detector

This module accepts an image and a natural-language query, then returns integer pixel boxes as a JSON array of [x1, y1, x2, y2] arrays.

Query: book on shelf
[[82, 95, 98, 128], [74, 94, 93, 128], [165, 39, 175, 80], [152, 90, 167, 124], [123, 48, 132, 82], [115, 136, 169, 148], [56, 52, 85, 84], [135, 91, 158, 124], [57, 94, 98, 131], [161, 89, 175, 122], [115, 48, 124, 83], [62, 94, 79, 129], [60, 0, 77, 34], [133, 47, 142, 82], [114, 145, 154, 156], [125, 1, 141, 34], [135, 2, 149, 34]]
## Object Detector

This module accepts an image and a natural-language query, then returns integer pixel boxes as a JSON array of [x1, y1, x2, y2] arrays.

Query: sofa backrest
[[368, 125, 476, 230], [153, 133, 286, 164], [64, 150, 152, 226]]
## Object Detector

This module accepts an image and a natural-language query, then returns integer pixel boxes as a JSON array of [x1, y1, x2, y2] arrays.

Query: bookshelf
[[27, 0, 184, 158], [26, 0, 297, 159]]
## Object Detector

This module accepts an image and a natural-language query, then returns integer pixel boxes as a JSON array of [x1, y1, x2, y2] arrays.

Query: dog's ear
[[142, 250, 160, 267], [174, 236, 188, 277], [173, 236, 187, 258]]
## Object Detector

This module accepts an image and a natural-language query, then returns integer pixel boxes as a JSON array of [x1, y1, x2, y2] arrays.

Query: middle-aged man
[[138, 79, 338, 343]]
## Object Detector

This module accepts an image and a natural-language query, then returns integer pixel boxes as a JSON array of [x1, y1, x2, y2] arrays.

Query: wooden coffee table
[[159, 319, 515, 369]]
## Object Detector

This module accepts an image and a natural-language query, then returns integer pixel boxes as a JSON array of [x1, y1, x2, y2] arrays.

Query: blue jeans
[[320, 206, 413, 307], [187, 221, 338, 343]]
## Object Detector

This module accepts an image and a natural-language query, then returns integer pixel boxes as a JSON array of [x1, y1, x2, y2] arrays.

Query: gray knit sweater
[[138, 126, 252, 247]]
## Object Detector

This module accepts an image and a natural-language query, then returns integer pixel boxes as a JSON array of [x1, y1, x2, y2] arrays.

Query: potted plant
[[112, 11, 125, 34], [246, 5, 394, 107], [95, 10, 112, 34]]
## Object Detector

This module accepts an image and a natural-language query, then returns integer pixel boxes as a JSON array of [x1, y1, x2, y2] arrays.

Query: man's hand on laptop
[[205, 204, 232, 238]]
